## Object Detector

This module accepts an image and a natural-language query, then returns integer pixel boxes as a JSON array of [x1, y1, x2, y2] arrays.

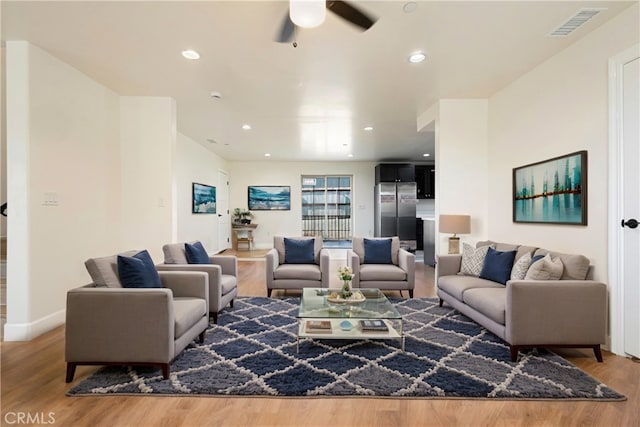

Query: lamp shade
[[290, 0, 326, 28], [439, 214, 471, 234]]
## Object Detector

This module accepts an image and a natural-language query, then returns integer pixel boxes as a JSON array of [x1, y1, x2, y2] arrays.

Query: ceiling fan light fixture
[[290, 0, 326, 28]]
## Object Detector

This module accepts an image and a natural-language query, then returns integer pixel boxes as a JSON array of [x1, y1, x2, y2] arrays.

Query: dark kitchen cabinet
[[416, 165, 436, 199], [375, 164, 415, 183]]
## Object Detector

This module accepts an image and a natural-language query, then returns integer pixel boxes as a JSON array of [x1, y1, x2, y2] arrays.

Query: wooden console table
[[232, 224, 257, 250]]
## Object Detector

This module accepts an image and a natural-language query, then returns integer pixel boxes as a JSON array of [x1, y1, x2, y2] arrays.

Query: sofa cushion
[[463, 288, 506, 325], [274, 264, 322, 281], [359, 264, 407, 281], [479, 247, 516, 285], [185, 241, 211, 264], [162, 242, 191, 264], [220, 274, 237, 295], [460, 243, 492, 277], [510, 252, 532, 280], [117, 250, 162, 288], [363, 238, 393, 264], [173, 297, 207, 338], [438, 275, 504, 300], [353, 236, 400, 265], [284, 237, 316, 264], [534, 249, 590, 280], [275, 236, 322, 265], [525, 253, 563, 280], [85, 250, 139, 288]]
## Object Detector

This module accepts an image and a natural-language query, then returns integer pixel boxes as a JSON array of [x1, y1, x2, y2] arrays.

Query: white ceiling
[[2, 1, 634, 162]]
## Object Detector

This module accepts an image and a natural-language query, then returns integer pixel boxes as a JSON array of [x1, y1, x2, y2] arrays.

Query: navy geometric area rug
[[67, 297, 625, 400]]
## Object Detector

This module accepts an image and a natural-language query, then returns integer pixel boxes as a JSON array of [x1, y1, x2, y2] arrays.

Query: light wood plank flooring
[[1, 259, 639, 427]]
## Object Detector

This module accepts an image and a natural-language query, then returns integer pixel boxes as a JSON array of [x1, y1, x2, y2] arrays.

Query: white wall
[[421, 99, 490, 254], [1, 47, 7, 238], [119, 97, 175, 262], [228, 161, 376, 248], [175, 132, 228, 253], [5, 41, 122, 340], [487, 3, 640, 282]]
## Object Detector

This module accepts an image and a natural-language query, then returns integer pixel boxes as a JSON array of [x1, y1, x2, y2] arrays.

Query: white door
[[217, 170, 230, 250], [622, 56, 640, 358]]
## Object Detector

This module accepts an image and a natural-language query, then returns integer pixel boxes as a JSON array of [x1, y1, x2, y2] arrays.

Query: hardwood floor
[[1, 259, 639, 427]]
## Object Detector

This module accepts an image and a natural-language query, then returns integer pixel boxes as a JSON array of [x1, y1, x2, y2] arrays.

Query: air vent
[[549, 8, 606, 37]]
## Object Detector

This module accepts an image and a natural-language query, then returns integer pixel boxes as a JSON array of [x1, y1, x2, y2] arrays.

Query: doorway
[[608, 44, 640, 358], [217, 170, 230, 251]]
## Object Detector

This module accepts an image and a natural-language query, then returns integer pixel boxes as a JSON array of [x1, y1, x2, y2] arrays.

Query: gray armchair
[[65, 251, 209, 382], [157, 242, 238, 323], [266, 236, 330, 297], [347, 236, 415, 297]]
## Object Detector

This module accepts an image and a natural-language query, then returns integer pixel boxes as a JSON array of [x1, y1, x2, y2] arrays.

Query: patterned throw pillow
[[510, 252, 532, 280], [524, 254, 564, 280], [459, 243, 493, 277]]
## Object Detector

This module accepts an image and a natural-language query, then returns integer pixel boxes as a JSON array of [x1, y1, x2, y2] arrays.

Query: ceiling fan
[[276, 0, 378, 44]]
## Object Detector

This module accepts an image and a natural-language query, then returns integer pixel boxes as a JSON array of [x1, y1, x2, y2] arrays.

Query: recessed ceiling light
[[264, 153, 271, 157], [181, 49, 200, 60], [364, 126, 374, 131], [403, 2, 418, 13], [242, 124, 252, 131], [408, 52, 426, 63], [347, 153, 354, 158], [423, 153, 431, 157]]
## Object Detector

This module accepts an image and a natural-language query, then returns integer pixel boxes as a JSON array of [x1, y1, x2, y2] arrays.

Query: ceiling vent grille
[[549, 8, 606, 37]]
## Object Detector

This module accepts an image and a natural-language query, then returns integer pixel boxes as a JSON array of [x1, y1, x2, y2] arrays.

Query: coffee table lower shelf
[[296, 318, 404, 352]]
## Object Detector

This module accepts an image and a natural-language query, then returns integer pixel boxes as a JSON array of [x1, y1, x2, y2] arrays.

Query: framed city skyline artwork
[[513, 150, 587, 225]]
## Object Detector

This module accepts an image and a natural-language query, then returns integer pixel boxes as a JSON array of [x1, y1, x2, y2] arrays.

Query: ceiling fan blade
[[275, 11, 296, 43], [326, 1, 377, 31]]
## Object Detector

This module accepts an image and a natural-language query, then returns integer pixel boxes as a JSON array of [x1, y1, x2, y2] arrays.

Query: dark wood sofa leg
[[199, 330, 206, 344], [211, 312, 218, 324], [66, 363, 77, 383], [409, 290, 414, 298], [267, 289, 273, 297], [438, 298, 443, 307], [510, 346, 520, 362], [593, 345, 603, 362], [161, 363, 170, 380], [230, 299, 234, 308]]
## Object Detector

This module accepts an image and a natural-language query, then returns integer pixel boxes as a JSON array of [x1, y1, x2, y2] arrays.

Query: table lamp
[[439, 214, 471, 254]]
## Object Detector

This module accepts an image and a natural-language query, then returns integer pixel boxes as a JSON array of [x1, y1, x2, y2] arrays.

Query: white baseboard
[[3, 308, 65, 341]]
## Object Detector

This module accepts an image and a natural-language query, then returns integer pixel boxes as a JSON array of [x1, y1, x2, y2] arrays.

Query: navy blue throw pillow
[[185, 241, 210, 264], [284, 238, 315, 264], [479, 247, 517, 285], [530, 254, 545, 265], [364, 238, 393, 264], [117, 250, 162, 288]]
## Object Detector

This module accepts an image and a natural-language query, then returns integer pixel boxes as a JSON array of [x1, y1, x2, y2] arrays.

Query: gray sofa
[[347, 236, 415, 297], [266, 236, 330, 296], [436, 241, 607, 362], [65, 250, 209, 382], [157, 242, 238, 323]]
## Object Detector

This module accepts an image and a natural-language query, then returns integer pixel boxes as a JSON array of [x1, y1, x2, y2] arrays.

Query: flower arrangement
[[338, 266, 353, 281], [338, 266, 353, 298]]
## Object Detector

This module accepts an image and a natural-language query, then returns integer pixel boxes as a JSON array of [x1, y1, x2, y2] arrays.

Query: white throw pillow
[[524, 253, 563, 280], [510, 252, 532, 280], [459, 243, 492, 277]]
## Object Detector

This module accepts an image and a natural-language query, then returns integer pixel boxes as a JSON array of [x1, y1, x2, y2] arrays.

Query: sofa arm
[[398, 249, 416, 290], [159, 271, 209, 303], [346, 249, 360, 288], [265, 249, 279, 287], [210, 255, 237, 276], [65, 287, 174, 363], [319, 249, 331, 288], [506, 280, 607, 346], [435, 254, 462, 280]]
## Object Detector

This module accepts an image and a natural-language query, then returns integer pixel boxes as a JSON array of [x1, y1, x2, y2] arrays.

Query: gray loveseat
[[436, 241, 607, 362]]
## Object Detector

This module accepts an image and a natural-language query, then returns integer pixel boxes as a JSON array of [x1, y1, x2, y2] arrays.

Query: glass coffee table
[[296, 288, 404, 352]]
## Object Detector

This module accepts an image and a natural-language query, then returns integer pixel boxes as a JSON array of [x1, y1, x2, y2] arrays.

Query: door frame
[[607, 43, 640, 356]]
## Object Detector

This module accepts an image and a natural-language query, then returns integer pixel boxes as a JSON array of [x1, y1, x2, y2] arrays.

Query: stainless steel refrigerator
[[374, 182, 417, 248]]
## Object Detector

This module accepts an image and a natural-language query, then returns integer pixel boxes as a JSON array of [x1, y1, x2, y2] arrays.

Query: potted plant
[[233, 208, 254, 225]]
